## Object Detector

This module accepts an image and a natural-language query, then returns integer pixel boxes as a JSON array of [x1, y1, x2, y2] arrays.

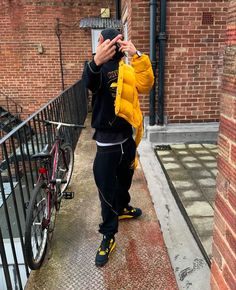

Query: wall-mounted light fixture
[[37, 43, 44, 54], [101, 8, 110, 18]]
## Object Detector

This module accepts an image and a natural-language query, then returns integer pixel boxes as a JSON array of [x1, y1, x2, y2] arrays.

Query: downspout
[[55, 18, 65, 91], [149, 0, 157, 126], [157, 0, 167, 125], [115, 0, 121, 20]]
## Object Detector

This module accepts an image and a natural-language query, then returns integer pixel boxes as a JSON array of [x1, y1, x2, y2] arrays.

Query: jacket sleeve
[[82, 59, 102, 92], [131, 54, 154, 94]]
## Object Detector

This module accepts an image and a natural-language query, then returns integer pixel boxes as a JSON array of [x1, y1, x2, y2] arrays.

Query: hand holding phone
[[117, 40, 137, 57]]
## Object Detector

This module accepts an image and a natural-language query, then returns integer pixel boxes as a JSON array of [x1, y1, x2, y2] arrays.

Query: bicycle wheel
[[25, 181, 48, 270], [57, 143, 74, 194]]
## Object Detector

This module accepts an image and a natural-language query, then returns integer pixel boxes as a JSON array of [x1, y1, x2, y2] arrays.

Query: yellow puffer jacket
[[111, 54, 154, 168]]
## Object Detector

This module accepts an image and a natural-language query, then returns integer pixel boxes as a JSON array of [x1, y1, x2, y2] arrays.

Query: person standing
[[83, 28, 154, 267]]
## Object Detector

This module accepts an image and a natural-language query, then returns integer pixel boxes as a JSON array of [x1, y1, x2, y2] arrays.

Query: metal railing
[[0, 80, 88, 290], [0, 92, 23, 119], [0, 92, 24, 142]]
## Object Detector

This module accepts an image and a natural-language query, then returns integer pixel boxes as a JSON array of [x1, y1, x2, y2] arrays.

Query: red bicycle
[[24, 120, 85, 270]]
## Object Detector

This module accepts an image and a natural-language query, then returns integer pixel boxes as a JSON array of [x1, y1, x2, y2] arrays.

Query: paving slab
[[200, 236, 213, 258], [178, 189, 205, 201], [191, 217, 214, 236], [183, 201, 214, 217], [196, 177, 216, 187], [188, 169, 212, 178]]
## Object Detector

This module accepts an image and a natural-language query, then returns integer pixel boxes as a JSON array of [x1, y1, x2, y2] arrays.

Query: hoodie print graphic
[[107, 69, 118, 98]]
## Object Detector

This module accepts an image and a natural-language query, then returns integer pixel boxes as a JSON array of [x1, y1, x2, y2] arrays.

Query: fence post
[[0, 227, 13, 290]]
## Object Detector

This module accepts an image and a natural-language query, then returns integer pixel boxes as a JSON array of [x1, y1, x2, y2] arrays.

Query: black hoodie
[[82, 29, 132, 143]]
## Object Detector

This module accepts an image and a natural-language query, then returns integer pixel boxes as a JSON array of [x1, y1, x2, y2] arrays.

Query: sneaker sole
[[95, 242, 116, 267], [118, 215, 141, 220]]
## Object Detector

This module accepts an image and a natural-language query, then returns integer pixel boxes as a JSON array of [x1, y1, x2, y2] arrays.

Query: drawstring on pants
[[119, 143, 124, 164], [98, 188, 119, 216], [120, 143, 124, 154]]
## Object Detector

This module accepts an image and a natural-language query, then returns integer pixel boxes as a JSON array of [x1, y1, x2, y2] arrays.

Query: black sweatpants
[[93, 137, 136, 236]]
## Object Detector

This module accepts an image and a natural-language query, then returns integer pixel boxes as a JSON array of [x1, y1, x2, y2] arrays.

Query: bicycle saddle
[[31, 144, 52, 159]]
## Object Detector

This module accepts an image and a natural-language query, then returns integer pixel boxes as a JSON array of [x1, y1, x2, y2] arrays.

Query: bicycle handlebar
[[38, 119, 86, 129]]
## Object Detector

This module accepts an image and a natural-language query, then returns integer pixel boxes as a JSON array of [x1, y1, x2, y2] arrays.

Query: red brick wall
[[120, 0, 227, 122], [165, 0, 227, 123], [211, 1, 236, 289], [0, 0, 115, 117], [0, 0, 228, 122]]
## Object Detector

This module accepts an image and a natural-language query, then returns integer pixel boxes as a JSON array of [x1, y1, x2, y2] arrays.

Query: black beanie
[[101, 28, 121, 41], [100, 28, 124, 60]]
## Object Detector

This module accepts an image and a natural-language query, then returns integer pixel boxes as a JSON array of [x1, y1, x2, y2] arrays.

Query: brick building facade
[[122, 0, 227, 123], [0, 0, 116, 116], [0, 0, 228, 122], [211, 1, 236, 289], [164, 1, 227, 123], [0, 0, 235, 288]]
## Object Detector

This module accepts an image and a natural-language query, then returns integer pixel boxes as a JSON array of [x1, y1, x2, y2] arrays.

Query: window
[[91, 29, 102, 54]]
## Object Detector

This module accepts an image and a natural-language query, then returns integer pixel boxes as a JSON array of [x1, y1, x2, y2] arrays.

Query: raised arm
[[117, 39, 154, 94], [131, 54, 154, 94], [83, 34, 122, 92]]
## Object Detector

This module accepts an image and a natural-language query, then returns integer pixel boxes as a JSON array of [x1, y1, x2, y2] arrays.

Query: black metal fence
[[0, 92, 24, 141], [0, 80, 88, 290], [0, 92, 23, 119]]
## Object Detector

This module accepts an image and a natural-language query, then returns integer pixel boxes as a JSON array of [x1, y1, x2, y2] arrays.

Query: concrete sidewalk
[[25, 119, 178, 290]]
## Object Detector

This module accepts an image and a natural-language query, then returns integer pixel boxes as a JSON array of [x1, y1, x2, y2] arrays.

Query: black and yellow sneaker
[[95, 235, 116, 267], [118, 205, 142, 220]]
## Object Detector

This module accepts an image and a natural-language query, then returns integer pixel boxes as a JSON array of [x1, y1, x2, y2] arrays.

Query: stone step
[[145, 122, 219, 144]]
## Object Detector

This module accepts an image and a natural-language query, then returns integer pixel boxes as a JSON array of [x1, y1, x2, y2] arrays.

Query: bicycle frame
[[25, 119, 83, 270], [32, 120, 84, 228], [35, 124, 64, 228]]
